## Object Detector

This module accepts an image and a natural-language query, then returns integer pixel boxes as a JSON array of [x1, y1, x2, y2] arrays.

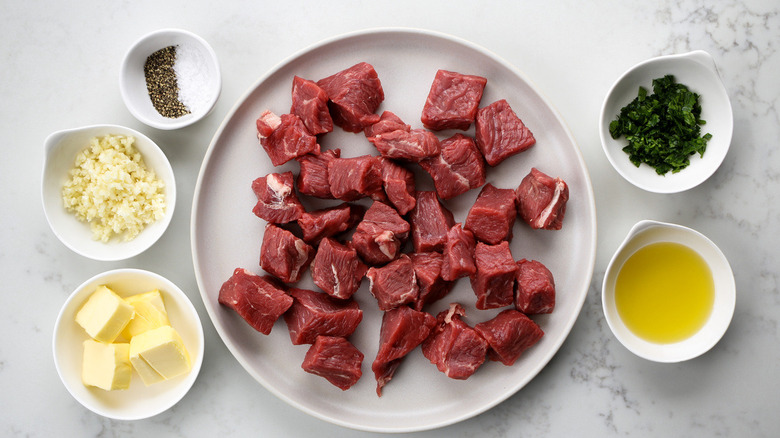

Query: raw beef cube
[[475, 99, 535, 166], [290, 75, 333, 135], [464, 183, 517, 244], [408, 191, 455, 253], [470, 241, 518, 310], [421, 70, 487, 131], [421, 303, 488, 379], [440, 224, 477, 281], [364, 111, 411, 138], [379, 157, 416, 215], [311, 237, 367, 299], [474, 309, 544, 365], [259, 223, 315, 284], [283, 288, 362, 345], [257, 111, 320, 166], [515, 259, 555, 314], [317, 62, 384, 133], [327, 155, 383, 201], [298, 203, 364, 245], [372, 305, 436, 396], [366, 254, 419, 311], [255, 109, 281, 138], [410, 252, 453, 311], [296, 149, 341, 199], [302, 336, 364, 390], [368, 128, 440, 162], [515, 167, 569, 230], [420, 133, 486, 200], [251, 171, 305, 224], [352, 201, 410, 266], [218, 268, 293, 335]]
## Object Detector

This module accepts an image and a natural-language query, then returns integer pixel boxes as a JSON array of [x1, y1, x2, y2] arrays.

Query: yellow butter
[[75, 285, 134, 343], [121, 290, 170, 339], [129, 349, 166, 386], [129, 325, 191, 385], [81, 340, 132, 390]]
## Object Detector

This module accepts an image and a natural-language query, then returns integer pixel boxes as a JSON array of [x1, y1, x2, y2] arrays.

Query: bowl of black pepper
[[599, 51, 733, 193], [120, 28, 221, 130]]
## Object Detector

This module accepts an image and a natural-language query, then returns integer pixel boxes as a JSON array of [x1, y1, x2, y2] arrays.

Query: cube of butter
[[82, 339, 132, 390], [129, 325, 191, 386], [75, 285, 135, 343], [121, 289, 170, 339]]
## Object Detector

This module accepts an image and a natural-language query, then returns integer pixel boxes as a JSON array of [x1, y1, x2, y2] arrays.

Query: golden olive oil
[[615, 241, 714, 343]]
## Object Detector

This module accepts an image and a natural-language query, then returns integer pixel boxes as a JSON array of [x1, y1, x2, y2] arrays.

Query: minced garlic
[[62, 134, 166, 242]]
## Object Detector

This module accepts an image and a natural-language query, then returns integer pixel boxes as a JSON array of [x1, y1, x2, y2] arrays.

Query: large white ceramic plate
[[192, 28, 596, 432]]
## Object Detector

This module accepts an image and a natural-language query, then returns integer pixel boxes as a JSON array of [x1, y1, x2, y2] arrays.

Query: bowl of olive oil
[[602, 220, 735, 362]]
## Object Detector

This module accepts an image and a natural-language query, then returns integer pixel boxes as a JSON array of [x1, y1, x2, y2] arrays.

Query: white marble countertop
[[3, 1, 778, 436]]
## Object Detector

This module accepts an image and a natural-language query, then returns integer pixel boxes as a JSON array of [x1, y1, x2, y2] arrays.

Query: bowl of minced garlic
[[42, 125, 175, 261]]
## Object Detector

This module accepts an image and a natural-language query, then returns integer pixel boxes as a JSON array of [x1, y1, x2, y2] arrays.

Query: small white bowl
[[599, 50, 733, 193], [120, 28, 221, 130], [53, 268, 204, 420], [602, 220, 735, 363], [41, 124, 176, 261]]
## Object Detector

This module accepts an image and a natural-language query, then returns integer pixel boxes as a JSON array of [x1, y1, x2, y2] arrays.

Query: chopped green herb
[[609, 74, 712, 175]]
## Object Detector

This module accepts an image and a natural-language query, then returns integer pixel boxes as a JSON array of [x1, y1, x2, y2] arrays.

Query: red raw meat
[[291, 76, 333, 135], [283, 288, 362, 345], [366, 254, 419, 311], [421, 70, 487, 131], [378, 157, 416, 215], [372, 305, 436, 396], [251, 171, 305, 224], [327, 155, 383, 201], [368, 128, 440, 162], [259, 223, 315, 284], [515, 167, 569, 230], [256, 111, 320, 166], [298, 203, 364, 245], [409, 252, 453, 311], [317, 62, 384, 133], [474, 309, 544, 366], [301, 336, 363, 390], [421, 303, 488, 379], [311, 237, 367, 300], [256, 110, 281, 138], [296, 149, 341, 199], [364, 110, 411, 138], [408, 191, 455, 253], [218, 268, 293, 335], [475, 99, 535, 166], [515, 259, 555, 314], [464, 183, 517, 244], [352, 201, 410, 266], [470, 241, 518, 310], [420, 133, 486, 200], [440, 224, 477, 281]]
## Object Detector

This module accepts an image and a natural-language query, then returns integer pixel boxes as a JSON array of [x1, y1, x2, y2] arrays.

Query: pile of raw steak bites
[[218, 62, 570, 395]]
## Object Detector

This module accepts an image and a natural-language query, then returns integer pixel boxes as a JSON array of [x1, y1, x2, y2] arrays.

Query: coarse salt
[[173, 43, 211, 114]]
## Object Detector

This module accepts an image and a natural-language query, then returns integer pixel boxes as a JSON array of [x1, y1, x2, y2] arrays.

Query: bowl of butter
[[53, 268, 204, 420]]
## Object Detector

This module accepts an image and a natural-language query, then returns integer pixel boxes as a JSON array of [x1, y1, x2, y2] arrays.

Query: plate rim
[[191, 26, 597, 432]]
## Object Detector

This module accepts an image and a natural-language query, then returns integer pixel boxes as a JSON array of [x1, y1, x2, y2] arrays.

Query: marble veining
[[2, 0, 779, 437]]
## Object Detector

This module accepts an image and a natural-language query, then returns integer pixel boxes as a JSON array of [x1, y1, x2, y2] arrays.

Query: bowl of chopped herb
[[599, 50, 733, 193], [120, 28, 221, 130]]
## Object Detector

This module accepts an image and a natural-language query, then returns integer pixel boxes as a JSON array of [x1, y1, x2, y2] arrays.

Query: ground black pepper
[[144, 45, 190, 118]]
